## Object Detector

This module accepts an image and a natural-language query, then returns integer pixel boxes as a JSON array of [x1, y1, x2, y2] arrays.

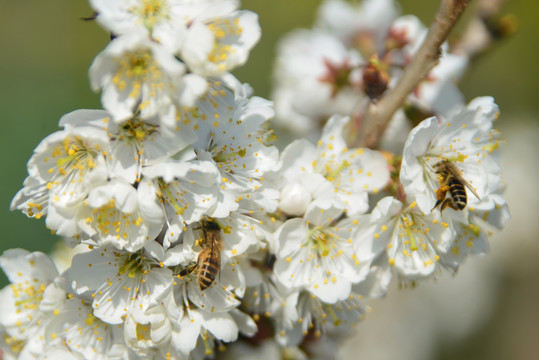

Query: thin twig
[[356, 0, 469, 149]]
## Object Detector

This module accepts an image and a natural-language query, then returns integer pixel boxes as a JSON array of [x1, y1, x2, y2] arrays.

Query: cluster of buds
[[1, 0, 509, 359]]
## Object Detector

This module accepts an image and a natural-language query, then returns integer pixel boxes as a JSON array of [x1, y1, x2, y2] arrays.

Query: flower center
[[113, 51, 162, 99], [158, 179, 187, 215], [207, 17, 243, 71], [131, 0, 169, 31], [309, 228, 333, 257], [119, 117, 158, 142], [323, 159, 351, 182], [12, 281, 46, 311], [54, 136, 98, 176], [118, 252, 147, 278], [87, 199, 143, 241]]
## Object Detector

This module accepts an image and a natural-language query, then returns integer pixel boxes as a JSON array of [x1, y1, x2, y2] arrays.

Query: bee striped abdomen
[[448, 178, 467, 209], [197, 249, 220, 290]]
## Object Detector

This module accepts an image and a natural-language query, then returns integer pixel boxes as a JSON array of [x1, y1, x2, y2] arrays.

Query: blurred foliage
[[0, 2, 537, 358]]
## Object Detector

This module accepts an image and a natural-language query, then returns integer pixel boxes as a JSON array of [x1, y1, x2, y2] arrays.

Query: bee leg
[[440, 199, 453, 214], [432, 185, 450, 210], [174, 265, 196, 279]]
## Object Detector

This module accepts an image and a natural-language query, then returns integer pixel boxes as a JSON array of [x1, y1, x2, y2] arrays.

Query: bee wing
[[460, 176, 481, 200]]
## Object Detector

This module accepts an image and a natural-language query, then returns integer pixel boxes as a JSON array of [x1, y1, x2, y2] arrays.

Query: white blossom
[[316, 0, 399, 51], [0, 250, 58, 341], [66, 246, 173, 325], [49, 179, 164, 251], [180, 80, 278, 217], [90, 0, 188, 52], [10, 115, 110, 221], [400, 97, 502, 215], [89, 32, 207, 126], [39, 280, 126, 360], [273, 199, 375, 303], [272, 30, 362, 134], [274, 115, 389, 216], [140, 158, 220, 248], [357, 197, 458, 283], [179, 2, 261, 76]]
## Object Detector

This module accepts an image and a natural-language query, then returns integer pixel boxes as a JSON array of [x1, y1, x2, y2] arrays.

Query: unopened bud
[[363, 56, 389, 101], [279, 183, 311, 216]]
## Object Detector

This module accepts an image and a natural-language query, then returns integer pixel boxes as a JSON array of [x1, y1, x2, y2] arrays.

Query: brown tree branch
[[356, 0, 470, 149]]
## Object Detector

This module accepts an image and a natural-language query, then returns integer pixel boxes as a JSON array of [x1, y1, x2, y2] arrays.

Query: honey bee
[[432, 159, 480, 212], [195, 218, 223, 291]]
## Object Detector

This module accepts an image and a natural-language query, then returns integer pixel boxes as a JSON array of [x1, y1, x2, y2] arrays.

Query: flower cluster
[[272, 0, 467, 142], [1, 0, 509, 359]]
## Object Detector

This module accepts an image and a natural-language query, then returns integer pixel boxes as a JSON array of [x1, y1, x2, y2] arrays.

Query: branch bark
[[356, 0, 470, 149]]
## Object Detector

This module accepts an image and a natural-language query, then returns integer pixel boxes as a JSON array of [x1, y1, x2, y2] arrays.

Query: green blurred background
[[0, 1, 538, 359]]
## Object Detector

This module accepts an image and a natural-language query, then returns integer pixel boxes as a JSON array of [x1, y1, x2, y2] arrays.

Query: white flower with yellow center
[[170, 307, 256, 358], [90, 32, 207, 126], [0, 250, 59, 342], [360, 197, 458, 282], [140, 158, 219, 248], [269, 289, 367, 347], [273, 199, 375, 303], [90, 0, 188, 52], [400, 97, 503, 215], [180, 1, 261, 76], [275, 115, 389, 216], [164, 252, 256, 357], [180, 80, 278, 218], [123, 305, 183, 360], [109, 115, 195, 183], [66, 246, 173, 325], [39, 280, 126, 360], [11, 114, 110, 222], [443, 190, 510, 269], [47, 179, 163, 251], [58, 109, 196, 184], [166, 215, 261, 273]]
